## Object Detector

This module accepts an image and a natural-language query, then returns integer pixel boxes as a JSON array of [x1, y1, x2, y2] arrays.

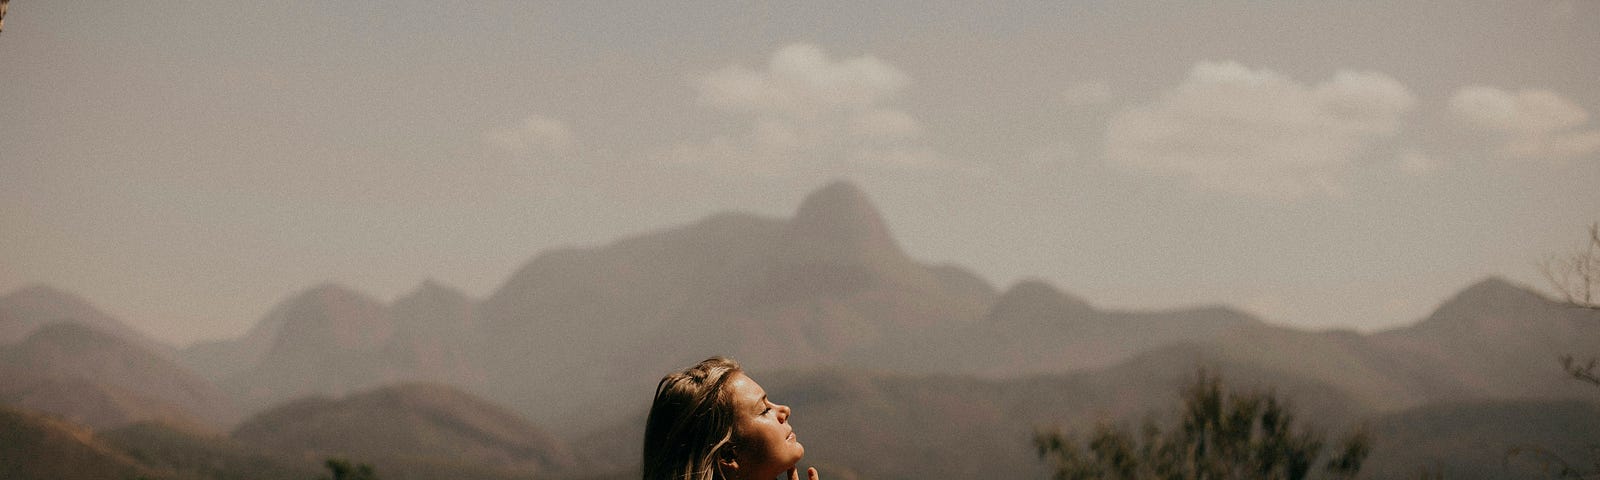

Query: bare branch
[[1542, 222, 1600, 311], [1560, 354, 1600, 388]]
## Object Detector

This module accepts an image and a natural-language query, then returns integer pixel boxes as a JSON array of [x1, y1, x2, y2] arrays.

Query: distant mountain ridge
[[150, 180, 1600, 436], [0, 285, 173, 357], [195, 180, 1018, 430], [212, 283, 489, 414], [949, 280, 1265, 376], [2, 180, 1598, 479], [1370, 276, 1600, 401]]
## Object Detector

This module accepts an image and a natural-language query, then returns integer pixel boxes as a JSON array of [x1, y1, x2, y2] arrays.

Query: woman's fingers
[[788, 467, 800, 480], [807, 466, 819, 480]]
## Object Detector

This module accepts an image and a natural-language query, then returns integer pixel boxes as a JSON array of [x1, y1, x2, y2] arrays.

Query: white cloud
[[1448, 86, 1600, 161], [697, 43, 910, 118], [667, 43, 968, 181], [485, 114, 574, 153], [1104, 61, 1416, 200]]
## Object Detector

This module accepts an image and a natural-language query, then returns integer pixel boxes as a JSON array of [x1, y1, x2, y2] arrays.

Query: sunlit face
[[724, 372, 803, 479]]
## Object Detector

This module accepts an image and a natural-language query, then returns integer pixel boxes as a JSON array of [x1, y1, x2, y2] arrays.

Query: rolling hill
[[231, 382, 577, 479], [0, 405, 157, 480], [0, 322, 238, 430], [1362, 398, 1600, 480]]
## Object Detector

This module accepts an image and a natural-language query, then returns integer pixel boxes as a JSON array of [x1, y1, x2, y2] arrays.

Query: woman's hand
[[787, 466, 819, 480]]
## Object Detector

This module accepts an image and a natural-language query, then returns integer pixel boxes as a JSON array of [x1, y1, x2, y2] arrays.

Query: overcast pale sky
[[2, 1, 1597, 346]]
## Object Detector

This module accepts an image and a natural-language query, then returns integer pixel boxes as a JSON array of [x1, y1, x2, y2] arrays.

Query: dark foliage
[[319, 458, 379, 480], [1529, 221, 1600, 479], [1035, 369, 1368, 480]]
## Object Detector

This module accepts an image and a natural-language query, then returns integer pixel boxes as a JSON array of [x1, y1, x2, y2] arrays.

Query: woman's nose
[[777, 404, 791, 422]]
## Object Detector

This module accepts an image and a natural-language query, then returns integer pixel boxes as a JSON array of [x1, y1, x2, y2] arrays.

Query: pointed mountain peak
[[4, 284, 87, 303], [1418, 276, 1557, 330], [399, 278, 468, 304], [297, 282, 375, 303], [782, 180, 904, 263], [988, 279, 1096, 326], [1436, 276, 1547, 311], [1, 284, 169, 355], [792, 180, 885, 234], [263, 282, 392, 352], [1457, 276, 1540, 300], [252, 283, 372, 318], [273, 282, 388, 318], [418, 277, 448, 290], [805, 179, 872, 205], [18, 321, 124, 351], [392, 278, 474, 333], [196, 284, 377, 363], [2, 284, 113, 321], [999, 279, 1094, 309]]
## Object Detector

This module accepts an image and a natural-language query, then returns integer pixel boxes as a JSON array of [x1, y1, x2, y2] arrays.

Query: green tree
[[318, 458, 378, 480], [1035, 369, 1368, 480]]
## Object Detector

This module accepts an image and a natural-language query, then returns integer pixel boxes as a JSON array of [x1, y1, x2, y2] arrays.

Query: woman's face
[[725, 372, 804, 479]]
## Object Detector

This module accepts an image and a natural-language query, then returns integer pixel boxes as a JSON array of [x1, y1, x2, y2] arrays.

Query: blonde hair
[[643, 356, 743, 480]]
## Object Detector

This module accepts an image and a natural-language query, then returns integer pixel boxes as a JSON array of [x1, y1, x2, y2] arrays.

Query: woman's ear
[[718, 447, 741, 476]]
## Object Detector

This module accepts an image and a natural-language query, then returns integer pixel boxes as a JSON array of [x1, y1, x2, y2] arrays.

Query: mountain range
[[2, 180, 1596, 479], [0, 323, 237, 431]]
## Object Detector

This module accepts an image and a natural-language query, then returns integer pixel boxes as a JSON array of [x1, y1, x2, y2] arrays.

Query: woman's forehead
[[726, 372, 767, 405]]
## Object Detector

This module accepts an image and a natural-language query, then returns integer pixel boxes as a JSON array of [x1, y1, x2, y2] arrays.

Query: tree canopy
[[1035, 370, 1368, 480]]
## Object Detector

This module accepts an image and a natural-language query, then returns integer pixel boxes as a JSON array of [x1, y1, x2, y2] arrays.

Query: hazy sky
[[3, 1, 1598, 346]]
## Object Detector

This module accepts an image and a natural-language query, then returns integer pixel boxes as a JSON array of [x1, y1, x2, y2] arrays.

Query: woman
[[643, 356, 819, 480]]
